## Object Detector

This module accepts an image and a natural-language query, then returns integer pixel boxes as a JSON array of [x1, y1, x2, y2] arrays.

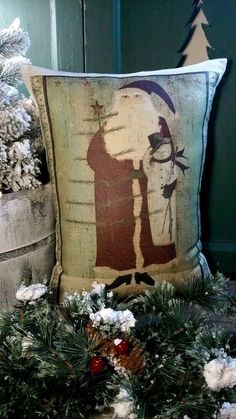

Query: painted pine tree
[[178, 0, 213, 66]]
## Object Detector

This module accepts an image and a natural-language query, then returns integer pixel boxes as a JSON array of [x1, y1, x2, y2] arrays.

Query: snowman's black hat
[[148, 132, 171, 154]]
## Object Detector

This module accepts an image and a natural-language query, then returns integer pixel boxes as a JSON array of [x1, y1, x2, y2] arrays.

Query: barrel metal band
[[0, 233, 55, 262]]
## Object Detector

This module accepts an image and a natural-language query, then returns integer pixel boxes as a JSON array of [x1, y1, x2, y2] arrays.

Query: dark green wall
[[83, 0, 120, 72], [121, 0, 189, 71], [0, 0, 235, 274]]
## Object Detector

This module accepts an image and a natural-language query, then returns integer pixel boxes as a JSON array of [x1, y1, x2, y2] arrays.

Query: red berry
[[89, 356, 106, 374], [114, 339, 129, 355]]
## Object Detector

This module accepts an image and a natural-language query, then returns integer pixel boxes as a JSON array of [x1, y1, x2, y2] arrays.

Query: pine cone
[[112, 335, 145, 375], [86, 321, 116, 353], [86, 322, 145, 375], [86, 321, 106, 348]]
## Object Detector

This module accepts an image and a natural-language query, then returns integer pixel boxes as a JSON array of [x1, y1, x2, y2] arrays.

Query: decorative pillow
[[22, 59, 227, 298]]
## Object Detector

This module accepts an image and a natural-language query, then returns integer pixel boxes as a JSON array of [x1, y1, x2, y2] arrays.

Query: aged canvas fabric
[[22, 59, 227, 298]]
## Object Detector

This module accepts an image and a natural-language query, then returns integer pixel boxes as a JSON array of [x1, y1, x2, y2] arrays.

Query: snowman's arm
[[161, 179, 177, 199]]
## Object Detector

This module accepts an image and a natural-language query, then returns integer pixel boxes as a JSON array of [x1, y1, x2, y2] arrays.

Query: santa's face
[[104, 88, 158, 162], [115, 88, 149, 108]]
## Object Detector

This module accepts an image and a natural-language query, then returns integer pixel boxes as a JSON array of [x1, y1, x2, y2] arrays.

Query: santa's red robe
[[87, 128, 176, 271]]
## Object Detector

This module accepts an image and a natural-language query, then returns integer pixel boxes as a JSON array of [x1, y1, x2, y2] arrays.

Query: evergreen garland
[[1, 274, 236, 418]]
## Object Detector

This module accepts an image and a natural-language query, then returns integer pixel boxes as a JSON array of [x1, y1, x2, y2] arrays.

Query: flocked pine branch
[[0, 18, 30, 59], [174, 273, 229, 312], [131, 281, 175, 313], [0, 56, 30, 86], [0, 18, 45, 193], [0, 278, 236, 418]]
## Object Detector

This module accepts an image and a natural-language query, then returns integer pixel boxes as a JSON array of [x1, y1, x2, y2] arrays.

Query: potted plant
[[0, 18, 55, 309]]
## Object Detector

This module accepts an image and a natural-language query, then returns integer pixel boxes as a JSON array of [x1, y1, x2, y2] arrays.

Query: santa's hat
[[119, 80, 175, 114]]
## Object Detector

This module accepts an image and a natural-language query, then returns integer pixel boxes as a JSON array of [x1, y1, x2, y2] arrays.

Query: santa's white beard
[[104, 98, 158, 164]]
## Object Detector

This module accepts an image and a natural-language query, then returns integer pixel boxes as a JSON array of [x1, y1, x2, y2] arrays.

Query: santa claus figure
[[87, 81, 180, 290]]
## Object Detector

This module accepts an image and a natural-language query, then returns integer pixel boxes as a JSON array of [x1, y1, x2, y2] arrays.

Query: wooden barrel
[[0, 183, 55, 310]]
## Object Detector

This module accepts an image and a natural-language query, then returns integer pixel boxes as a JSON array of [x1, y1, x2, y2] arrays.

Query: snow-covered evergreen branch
[[0, 18, 44, 193], [0, 18, 30, 59]]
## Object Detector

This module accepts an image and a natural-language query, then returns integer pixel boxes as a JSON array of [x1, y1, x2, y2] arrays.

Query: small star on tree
[[90, 100, 104, 116], [78, 99, 123, 137]]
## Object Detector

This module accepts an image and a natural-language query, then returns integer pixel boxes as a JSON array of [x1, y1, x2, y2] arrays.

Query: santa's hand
[[99, 122, 107, 134], [142, 148, 153, 175], [130, 169, 144, 179]]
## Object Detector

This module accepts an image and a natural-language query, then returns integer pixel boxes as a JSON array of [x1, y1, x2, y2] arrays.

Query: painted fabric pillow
[[22, 59, 227, 298]]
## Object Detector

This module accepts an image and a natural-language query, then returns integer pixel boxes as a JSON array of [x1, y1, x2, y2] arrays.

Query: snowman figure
[[143, 116, 183, 246]]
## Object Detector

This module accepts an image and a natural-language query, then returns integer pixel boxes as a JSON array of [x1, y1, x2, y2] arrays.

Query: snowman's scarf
[[150, 147, 189, 175]]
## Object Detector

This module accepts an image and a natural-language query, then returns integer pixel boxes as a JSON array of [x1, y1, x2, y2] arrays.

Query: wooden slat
[[0, 184, 55, 252], [83, 0, 120, 73], [53, 0, 84, 71]]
